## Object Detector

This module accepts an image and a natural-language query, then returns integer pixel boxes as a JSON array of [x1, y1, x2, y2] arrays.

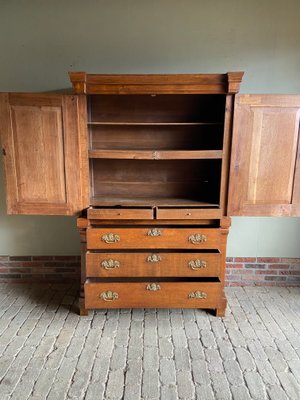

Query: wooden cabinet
[[0, 93, 89, 215], [228, 95, 300, 216], [1, 72, 299, 316], [70, 72, 242, 316]]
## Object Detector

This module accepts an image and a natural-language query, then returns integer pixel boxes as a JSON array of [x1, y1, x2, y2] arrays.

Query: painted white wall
[[0, 0, 299, 256]]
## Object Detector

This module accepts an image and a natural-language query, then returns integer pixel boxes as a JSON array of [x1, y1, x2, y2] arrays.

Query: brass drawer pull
[[101, 259, 120, 269], [188, 291, 207, 299], [101, 233, 120, 244], [146, 283, 161, 291], [188, 260, 207, 270], [188, 234, 207, 244], [147, 254, 162, 263], [100, 291, 119, 301], [147, 228, 161, 237]]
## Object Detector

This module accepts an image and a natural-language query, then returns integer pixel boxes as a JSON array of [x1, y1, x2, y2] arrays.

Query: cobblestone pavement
[[0, 284, 300, 400]]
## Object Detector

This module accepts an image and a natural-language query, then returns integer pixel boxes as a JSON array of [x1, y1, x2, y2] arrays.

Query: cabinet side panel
[[291, 126, 300, 216], [220, 95, 234, 215], [228, 94, 300, 216], [63, 95, 89, 214], [0, 93, 17, 213]]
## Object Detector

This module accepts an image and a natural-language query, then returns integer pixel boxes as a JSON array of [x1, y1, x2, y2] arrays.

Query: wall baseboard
[[0, 256, 299, 286]]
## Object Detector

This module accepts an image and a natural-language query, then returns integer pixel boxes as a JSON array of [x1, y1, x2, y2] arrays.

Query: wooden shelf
[[89, 149, 223, 160], [90, 196, 220, 207], [87, 121, 223, 126]]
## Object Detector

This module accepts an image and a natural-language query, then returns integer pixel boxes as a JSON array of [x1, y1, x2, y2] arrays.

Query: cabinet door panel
[[0, 93, 89, 215], [228, 94, 300, 216]]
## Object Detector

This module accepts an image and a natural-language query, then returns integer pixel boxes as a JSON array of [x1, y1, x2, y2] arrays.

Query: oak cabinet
[[1, 72, 299, 316]]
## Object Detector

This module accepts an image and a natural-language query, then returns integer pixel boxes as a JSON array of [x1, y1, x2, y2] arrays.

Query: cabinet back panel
[[92, 159, 221, 204], [89, 94, 226, 123], [91, 125, 224, 150]]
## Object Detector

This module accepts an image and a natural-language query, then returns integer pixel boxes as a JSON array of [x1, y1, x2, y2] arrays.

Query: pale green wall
[[0, 0, 300, 256]]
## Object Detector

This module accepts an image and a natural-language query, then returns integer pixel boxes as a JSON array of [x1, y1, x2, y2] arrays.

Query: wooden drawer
[[87, 227, 221, 250], [86, 251, 221, 277], [157, 208, 222, 220], [85, 280, 222, 309], [87, 207, 153, 220]]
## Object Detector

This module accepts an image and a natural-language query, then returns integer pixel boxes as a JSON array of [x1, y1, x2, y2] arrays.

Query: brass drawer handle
[[188, 234, 207, 244], [146, 283, 161, 291], [188, 260, 207, 270], [188, 291, 207, 299], [101, 259, 120, 269], [147, 254, 162, 263], [147, 228, 161, 237], [100, 291, 119, 301], [101, 233, 120, 244]]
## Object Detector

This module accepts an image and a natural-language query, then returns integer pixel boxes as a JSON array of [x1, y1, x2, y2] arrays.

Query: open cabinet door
[[228, 94, 300, 216], [0, 93, 89, 215]]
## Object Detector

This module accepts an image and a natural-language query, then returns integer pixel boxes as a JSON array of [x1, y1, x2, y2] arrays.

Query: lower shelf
[[90, 196, 219, 207], [84, 279, 224, 309]]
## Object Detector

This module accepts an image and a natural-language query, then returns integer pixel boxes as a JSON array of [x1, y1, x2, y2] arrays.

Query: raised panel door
[[228, 94, 300, 216], [0, 93, 89, 215]]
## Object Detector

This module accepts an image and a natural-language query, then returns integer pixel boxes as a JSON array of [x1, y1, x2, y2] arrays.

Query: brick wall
[[0, 256, 81, 283], [226, 257, 300, 286], [0, 255, 299, 286]]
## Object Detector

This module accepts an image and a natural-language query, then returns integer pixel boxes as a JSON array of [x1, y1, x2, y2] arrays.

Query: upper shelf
[[69, 72, 244, 95], [88, 149, 223, 160], [87, 121, 223, 126]]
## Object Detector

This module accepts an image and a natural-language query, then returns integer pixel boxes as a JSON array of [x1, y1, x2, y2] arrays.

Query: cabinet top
[[69, 72, 244, 95]]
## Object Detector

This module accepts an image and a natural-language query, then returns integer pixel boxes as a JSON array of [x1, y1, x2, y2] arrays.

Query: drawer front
[[157, 208, 222, 220], [85, 281, 222, 309], [88, 207, 153, 220], [86, 252, 221, 277], [87, 227, 221, 250]]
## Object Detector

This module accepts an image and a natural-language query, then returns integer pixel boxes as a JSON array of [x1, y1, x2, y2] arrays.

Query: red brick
[[53, 256, 79, 261], [31, 267, 57, 274], [226, 263, 244, 269], [265, 276, 287, 281], [257, 257, 280, 263], [9, 268, 31, 274], [55, 268, 78, 273], [280, 258, 300, 263], [234, 257, 257, 263], [255, 270, 278, 275], [0, 268, 9, 273], [31, 256, 54, 261], [267, 264, 289, 269], [21, 261, 43, 267], [0, 256, 9, 261], [232, 269, 254, 275], [44, 262, 65, 267], [226, 257, 234, 262], [241, 274, 265, 280], [279, 270, 300, 275]]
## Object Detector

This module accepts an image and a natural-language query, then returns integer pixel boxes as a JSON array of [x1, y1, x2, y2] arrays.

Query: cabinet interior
[[88, 93, 226, 208]]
